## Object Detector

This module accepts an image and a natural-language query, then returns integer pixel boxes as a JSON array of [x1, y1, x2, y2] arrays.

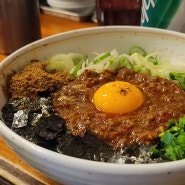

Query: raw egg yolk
[[92, 81, 144, 114]]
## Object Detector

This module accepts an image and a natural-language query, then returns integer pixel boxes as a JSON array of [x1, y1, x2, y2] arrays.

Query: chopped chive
[[151, 116, 185, 161], [148, 55, 158, 65], [93, 52, 111, 64], [169, 72, 185, 89], [160, 132, 174, 146], [128, 46, 147, 57], [72, 55, 88, 76]]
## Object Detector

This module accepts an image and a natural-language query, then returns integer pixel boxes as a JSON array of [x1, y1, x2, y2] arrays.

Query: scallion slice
[[93, 52, 111, 64]]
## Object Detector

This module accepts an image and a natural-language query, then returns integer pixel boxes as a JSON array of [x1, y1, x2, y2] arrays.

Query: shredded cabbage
[[45, 46, 185, 88]]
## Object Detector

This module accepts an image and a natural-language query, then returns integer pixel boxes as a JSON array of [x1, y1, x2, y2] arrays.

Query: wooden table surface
[[0, 13, 97, 185]]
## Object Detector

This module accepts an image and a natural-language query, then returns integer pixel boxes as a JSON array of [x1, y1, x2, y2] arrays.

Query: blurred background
[[1, 0, 185, 55], [39, 0, 96, 22]]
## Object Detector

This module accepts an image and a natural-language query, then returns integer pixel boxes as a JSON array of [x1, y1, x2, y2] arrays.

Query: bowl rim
[[1, 26, 185, 174], [2, 25, 185, 66]]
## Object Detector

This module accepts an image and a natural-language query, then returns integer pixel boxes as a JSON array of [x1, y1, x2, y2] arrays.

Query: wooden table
[[0, 13, 97, 185]]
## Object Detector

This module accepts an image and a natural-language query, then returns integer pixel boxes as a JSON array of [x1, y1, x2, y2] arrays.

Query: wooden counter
[[0, 13, 97, 185]]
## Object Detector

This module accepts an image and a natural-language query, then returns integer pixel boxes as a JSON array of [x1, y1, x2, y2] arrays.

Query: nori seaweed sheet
[[1, 99, 114, 162]]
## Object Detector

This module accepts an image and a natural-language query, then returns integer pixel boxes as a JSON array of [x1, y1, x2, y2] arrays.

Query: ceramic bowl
[[1, 26, 185, 185], [47, 0, 95, 14]]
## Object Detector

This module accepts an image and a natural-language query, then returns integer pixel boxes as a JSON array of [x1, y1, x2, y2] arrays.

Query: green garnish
[[128, 46, 147, 57], [169, 72, 185, 89], [148, 55, 158, 65], [71, 55, 88, 76], [117, 56, 134, 70], [151, 116, 185, 161], [93, 52, 111, 64]]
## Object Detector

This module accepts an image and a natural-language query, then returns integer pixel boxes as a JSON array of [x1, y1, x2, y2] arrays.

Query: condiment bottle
[[0, 0, 41, 54], [95, 0, 142, 26]]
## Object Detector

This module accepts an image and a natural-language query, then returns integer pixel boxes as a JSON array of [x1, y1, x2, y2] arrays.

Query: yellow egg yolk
[[92, 81, 144, 114]]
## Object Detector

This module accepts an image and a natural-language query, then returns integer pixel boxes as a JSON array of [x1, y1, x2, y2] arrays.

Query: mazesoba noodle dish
[[2, 46, 185, 164]]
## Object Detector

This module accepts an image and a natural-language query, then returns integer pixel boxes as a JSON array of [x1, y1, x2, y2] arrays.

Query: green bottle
[[141, 0, 184, 31]]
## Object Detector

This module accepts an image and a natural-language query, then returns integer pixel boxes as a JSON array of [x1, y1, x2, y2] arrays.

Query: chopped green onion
[[169, 72, 185, 89], [71, 55, 88, 76], [128, 46, 147, 57], [164, 146, 183, 161], [93, 52, 111, 64], [176, 135, 185, 150], [169, 72, 184, 80], [117, 57, 133, 69], [160, 132, 174, 146], [178, 117, 185, 128], [150, 146, 159, 155], [151, 116, 185, 161], [148, 55, 158, 65]]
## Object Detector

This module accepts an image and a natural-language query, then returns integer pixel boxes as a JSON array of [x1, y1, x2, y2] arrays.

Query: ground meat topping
[[53, 69, 185, 150], [9, 61, 74, 99]]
